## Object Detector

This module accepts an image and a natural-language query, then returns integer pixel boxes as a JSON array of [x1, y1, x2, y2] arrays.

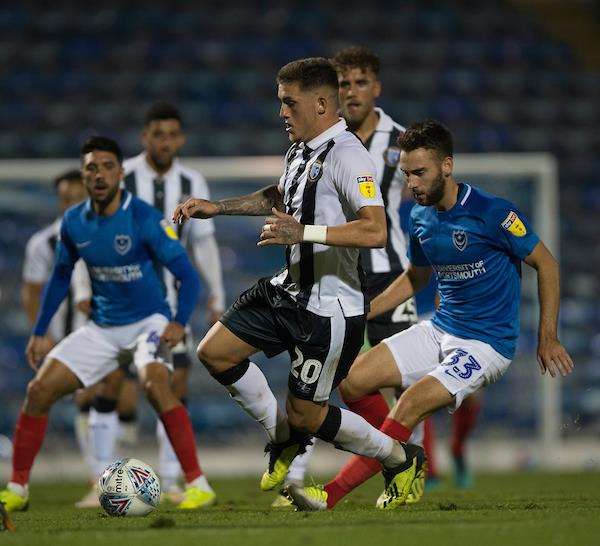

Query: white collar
[[305, 119, 347, 151], [373, 107, 395, 133]]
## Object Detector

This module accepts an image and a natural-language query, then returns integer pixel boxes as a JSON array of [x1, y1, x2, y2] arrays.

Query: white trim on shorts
[[46, 313, 173, 387], [383, 320, 511, 410]]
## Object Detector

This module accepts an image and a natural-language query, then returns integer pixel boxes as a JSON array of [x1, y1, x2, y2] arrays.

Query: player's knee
[[197, 339, 236, 375], [142, 378, 169, 406], [25, 378, 54, 413], [339, 374, 365, 404]]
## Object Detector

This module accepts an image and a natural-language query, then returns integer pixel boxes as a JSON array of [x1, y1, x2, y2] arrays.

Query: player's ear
[[141, 128, 149, 148], [442, 156, 453, 177], [317, 97, 327, 115]]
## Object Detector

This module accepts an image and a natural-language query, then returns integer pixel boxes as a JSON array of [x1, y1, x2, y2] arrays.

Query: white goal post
[[0, 153, 561, 466]]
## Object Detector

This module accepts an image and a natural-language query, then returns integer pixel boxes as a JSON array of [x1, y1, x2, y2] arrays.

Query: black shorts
[[220, 277, 366, 402], [365, 271, 417, 347]]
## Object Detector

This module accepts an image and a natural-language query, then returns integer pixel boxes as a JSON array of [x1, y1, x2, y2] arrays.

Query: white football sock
[[88, 409, 119, 479], [225, 362, 289, 443], [74, 410, 94, 478], [332, 408, 406, 468], [7, 482, 28, 496], [285, 441, 315, 486], [188, 474, 213, 493], [156, 419, 182, 491]]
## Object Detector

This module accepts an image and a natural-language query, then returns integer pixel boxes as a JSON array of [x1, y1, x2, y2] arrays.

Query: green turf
[[3, 473, 600, 546]]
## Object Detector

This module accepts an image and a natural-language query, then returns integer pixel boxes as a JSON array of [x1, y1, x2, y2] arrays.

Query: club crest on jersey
[[114, 234, 132, 255], [452, 229, 468, 251], [308, 159, 323, 182], [501, 211, 527, 237], [160, 219, 178, 240], [357, 175, 377, 199], [383, 146, 401, 167]]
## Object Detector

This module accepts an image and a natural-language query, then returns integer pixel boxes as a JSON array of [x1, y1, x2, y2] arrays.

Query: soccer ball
[[98, 458, 161, 517]]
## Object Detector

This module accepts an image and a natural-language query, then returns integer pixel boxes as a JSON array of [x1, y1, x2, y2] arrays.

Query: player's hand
[[258, 208, 304, 247], [537, 336, 574, 378], [173, 198, 219, 224], [206, 295, 223, 326], [25, 335, 54, 370], [160, 321, 186, 348]]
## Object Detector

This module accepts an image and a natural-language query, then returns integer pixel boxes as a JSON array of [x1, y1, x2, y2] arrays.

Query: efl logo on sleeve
[[357, 175, 377, 199], [160, 219, 179, 240], [501, 211, 527, 237]]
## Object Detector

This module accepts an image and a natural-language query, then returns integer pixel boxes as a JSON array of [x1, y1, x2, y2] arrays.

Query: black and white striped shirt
[[360, 108, 409, 275], [23, 219, 90, 340], [123, 153, 216, 314], [270, 119, 383, 318]]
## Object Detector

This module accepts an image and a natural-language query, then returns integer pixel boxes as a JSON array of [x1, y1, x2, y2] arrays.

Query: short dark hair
[[277, 57, 339, 92], [398, 119, 454, 159], [332, 46, 380, 76], [80, 136, 123, 164], [53, 169, 82, 189], [144, 101, 182, 126]]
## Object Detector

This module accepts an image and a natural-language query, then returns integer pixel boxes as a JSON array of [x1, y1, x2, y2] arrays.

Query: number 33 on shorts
[[443, 349, 482, 380]]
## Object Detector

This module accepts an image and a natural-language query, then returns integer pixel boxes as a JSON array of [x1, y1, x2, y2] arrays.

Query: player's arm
[[191, 235, 225, 324], [257, 205, 386, 248], [22, 282, 44, 326], [368, 263, 432, 319], [26, 222, 78, 368], [173, 184, 283, 222], [524, 241, 574, 377], [21, 235, 52, 328]]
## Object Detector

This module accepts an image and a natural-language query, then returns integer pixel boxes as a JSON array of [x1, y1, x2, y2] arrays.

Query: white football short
[[382, 320, 511, 410], [46, 313, 173, 387]]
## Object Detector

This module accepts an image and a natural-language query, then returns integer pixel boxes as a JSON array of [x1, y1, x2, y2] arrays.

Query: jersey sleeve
[[188, 172, 215, 240], [490, 202, 540, 260], [22, 233, 53, 283], [142, 211, 187, 265], [407, 213, 430, 266], [71, 259, 91, 303], [331, 146, 384, 213]]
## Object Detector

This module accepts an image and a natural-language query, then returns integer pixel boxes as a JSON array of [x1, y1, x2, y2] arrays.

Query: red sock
[[11, 412, 48, 486], [160, 405, 202, 484], [342, 391, 389, 428], [423, 418, 438, 478], [451, 397, 481, 458], [324, 418, 412, 509]]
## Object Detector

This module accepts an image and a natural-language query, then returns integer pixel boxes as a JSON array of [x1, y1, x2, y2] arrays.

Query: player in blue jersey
[[285, 119, 574, 511], [0, 137, 215, 512]]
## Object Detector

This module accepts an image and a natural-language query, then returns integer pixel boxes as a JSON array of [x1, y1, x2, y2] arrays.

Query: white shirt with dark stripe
[[23, 219, 90, 340], [123, 153, 215, 314], [360, 107, 409, 274], [270, 119, 383, 318]]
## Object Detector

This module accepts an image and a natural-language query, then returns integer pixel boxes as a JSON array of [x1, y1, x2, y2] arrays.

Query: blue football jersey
[[56, 191, 186, 326], [408, 183, 540, 359]]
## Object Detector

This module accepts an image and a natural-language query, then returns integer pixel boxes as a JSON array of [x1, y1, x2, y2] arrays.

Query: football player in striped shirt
[[271, 46, 424, 507]]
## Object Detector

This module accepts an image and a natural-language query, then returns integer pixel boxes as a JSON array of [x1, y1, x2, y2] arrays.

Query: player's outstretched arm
[[258, 205, 386, 248], [524, 241, 574, 378], [173, 184, 283, 223], [368, 263, 432, 320]]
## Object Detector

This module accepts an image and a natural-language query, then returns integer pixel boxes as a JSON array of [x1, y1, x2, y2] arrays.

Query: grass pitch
[[2, 472, 599, 546]]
